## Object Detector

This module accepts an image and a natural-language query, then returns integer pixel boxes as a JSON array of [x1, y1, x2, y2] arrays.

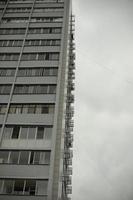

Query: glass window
[[29, 152, 34, 164], [44, 152, 50, 164], [49, 85, 56, 94], [3, 180, 14, 194], [0, 105, 7, 114], [3, 127, 12, 139], [20, 127, 28, 139], [28, 127, 36, 139], [19, 151, 29, 164], [9, 151, 19, 164], [28, 105, 36, 113], [41, 106, 49, 114], [36, 180, 48, 195], [24, 180, 36, 195], [45, 127, 52, 140], [33, 152, 40, 164], [14, 180, 24, 195], [11, 126, 20, 139], [0, 151, 9, 164], [36, 127, 44, 139]]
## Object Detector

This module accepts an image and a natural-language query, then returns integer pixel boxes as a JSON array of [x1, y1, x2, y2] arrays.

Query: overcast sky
[[72, 0, 133, 199]]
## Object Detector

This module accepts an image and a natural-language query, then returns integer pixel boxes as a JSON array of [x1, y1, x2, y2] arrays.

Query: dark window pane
[[24, 180, 36, 195], [9, 151, 19, 164], [14, 180, 24, 195], [36, 127, 44, 139], [0, 151, 9, 164], [11, 126, 20, 139], [28, 128, 36, 139], [19, 151, 29, 164], [3, 180, 14, 194]]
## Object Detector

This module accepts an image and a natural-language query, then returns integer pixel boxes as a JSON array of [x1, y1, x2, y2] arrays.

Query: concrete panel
[[0, 196, 47, 200], [0, 77, 14, 84], [11, 94, 56, 104], [0, 61, 18, 68], [0, 47, 21, 53], [1, 139, 52, 150], [16, 77, 57, 84], [29, 22, 62, 28], [0, 23, 27, 29], [23, 46, 60, 53], [4, 13, 29, 18], [0, 165, 49, 179], [34, 3, 63, 8], [0, 35, 25, 40], [6, 114, 54, 125], [19, 60, 59, 67], [26, 34, 61, 40], [8, 3, 32, 8], [32, 12, 64, 17]]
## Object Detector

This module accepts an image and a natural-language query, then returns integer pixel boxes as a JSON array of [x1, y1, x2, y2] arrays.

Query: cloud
[[72, 0, 133, 199]]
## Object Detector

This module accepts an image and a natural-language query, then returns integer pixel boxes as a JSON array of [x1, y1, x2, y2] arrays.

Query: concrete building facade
[[0, 0, 75, 199]]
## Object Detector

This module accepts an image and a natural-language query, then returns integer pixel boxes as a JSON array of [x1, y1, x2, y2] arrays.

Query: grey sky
[[72, 0, 133, 199]]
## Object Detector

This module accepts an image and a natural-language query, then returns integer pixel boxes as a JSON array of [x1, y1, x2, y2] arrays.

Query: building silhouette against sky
[[0, 0, 75, 199]]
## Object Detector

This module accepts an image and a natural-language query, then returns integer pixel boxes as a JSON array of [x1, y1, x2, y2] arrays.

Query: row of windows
[[0, 27, 61, 35], [9, 0, 63, 3], [0, 179, 48, 196], [3, 126, 52, 140], [0, 84, 56, 94], [0, 52, 59, 61], [0, 104, 55, 114], [0, 67, 58, 77], [0, 150, 50, 165], [14, 84, 56, 94], [0, 39, 61, 47], [2, 17, 63, 23], [5, 7, 63, 13]]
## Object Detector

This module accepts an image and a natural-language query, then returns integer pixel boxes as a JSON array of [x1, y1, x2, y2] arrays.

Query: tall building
[[0, 0, 75, 199]]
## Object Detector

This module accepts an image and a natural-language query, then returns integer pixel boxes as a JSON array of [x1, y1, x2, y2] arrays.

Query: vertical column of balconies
[[62, 14, 75, 200]]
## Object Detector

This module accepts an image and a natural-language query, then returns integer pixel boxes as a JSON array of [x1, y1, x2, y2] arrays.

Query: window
[[0, 40, 23, 47], [9, 104, 55, 114], [33, 7, 63, 12], [25, 180, 36, 195], [28, 127, 36, 139], [28, 27, 61, 34], [14, 180, 24, 195], [6, 7, 31, 13], [9, 151, 19, 164], [0, 179, 48, 196], [2, 17, 28, 23], [0, 150, 51, 165], [19, 151, 29, 164], [0, 85, 11, 94], [3, 126, 52, 140], [14, 84, 56, 94], [0, 104, 7, 114], [20, 127, 28, 139], [24, 39, 60, 46], [0, 53, 20, 61], [0, 68, 15, 76], [21, 52, 59, 61], [0, 28, 26, 35], [36, 180, 48, 195], [3, 180, 14, 194], [30, 17, 62, 23], [0, 151, 9, 164], [11, 126, 20, 139], [37, 127, 44, 139]]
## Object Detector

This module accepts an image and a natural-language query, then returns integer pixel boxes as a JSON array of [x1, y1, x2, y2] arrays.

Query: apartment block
[[0, 0, 75, 199]]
